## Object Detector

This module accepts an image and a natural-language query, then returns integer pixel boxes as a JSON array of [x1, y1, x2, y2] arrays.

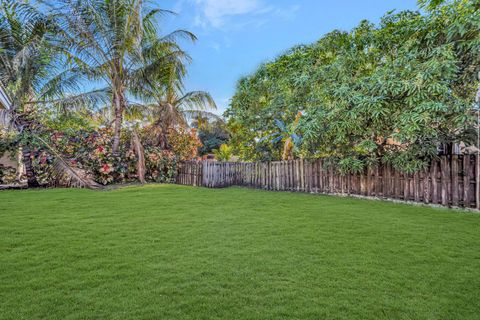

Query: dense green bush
[[196, 119, 230, 156], [1, 127, 181, 186], [226, 0, 479, 172], [0, 164, 16, 184]]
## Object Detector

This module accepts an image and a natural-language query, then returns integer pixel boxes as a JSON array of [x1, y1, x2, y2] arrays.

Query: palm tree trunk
[[112, 90, 125, 154], [131, 130, 146, 184], [22, 146, 40, 188], [16, 147, 24, 182]]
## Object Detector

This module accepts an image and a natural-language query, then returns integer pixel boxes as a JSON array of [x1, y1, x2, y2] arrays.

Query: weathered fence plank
[[463, 156, 471, 207], [432, 159, 439, 204], [175, 156, 478, 209], [452, 155, 459, 207], [476, 155, 480, 210]]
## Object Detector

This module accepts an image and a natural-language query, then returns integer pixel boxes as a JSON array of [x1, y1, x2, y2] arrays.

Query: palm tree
[[51, 0, 196, 153], [0, 0, 103, 188], [133, 59, 218, 148]]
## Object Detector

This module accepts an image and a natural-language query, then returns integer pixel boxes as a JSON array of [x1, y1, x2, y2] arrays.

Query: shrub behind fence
[[176, 155, 480, 209]]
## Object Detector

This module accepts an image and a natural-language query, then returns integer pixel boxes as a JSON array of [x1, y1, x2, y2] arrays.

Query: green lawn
[[1, 185, 479, 320]]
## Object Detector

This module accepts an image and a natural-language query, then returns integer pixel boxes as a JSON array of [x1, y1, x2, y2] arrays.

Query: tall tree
[[0, 0, 104, 187], [52, 0, 196, 153], [132, 59, 218, 149], [227, 1, 478, 172]]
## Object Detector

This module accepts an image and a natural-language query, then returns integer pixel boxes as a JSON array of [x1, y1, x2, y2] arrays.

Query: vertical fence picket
[[476, 155, 480, 210], [366, 167, 371, 197], [432, 159, 439, 204], [452, 155, 459, 207], [382, 165, 388, 198], [463, 156, 470, 207], [413, 172, 420, 202], [423, 166, 430, 204], [441, 156, 449, 206], [175, 156, 476, 209]]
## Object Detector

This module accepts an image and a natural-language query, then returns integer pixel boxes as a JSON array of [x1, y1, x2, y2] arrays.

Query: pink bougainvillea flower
[[100, 163, 113, 174]]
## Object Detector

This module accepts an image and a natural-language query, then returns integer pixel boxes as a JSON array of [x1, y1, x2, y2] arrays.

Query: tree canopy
[[226, 0, 479, 172], [0, 0, 216, 188]]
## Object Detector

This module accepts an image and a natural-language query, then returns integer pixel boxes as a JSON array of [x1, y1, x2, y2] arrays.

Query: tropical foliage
[[213, 144, 233, 162], [195, 117, 230, 156], [0, 0, 215, 188], [226, 0, 479, 172], [50, 0, 198, 153], [133, 59, 217, 150], [0, 0, 105, 187], [31, 128, 180, 185]]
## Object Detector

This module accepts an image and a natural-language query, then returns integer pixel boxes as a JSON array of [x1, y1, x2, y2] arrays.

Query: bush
[[0, 165, 17, 184], [213, 144, 233, 161], [30, 127, 185, 186]]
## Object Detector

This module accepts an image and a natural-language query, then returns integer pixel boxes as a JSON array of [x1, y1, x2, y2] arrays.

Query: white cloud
[[191, 0, 299, 29], [193, 0, 263, 28], [271, 5, 301, 21]]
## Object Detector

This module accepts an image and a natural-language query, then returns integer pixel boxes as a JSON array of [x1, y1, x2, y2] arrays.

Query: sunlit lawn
[[1, 185, 479, 319]]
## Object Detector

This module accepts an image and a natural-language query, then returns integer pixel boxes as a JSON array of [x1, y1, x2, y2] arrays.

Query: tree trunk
[[112, 90, 125, 154], [16, 147, 24, 182], [131, 131, 146, 184], [22, 146, 40, 188], [282, 138, 293, 160]]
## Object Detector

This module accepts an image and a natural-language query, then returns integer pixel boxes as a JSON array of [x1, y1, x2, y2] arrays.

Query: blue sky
[[161, 0, 419, 115]]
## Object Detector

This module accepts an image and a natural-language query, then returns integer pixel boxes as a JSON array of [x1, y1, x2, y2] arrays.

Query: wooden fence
[[176, 155, 480, 209]]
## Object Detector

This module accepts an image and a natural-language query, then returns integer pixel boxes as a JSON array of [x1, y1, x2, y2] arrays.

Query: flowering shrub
[[37, 128, 133, 185], [144, 147, 177, 183], [167, 128, 202, 161], [0, 164, 17, 184], [28, 126, 192, 186], [32, 150, 53, 185]]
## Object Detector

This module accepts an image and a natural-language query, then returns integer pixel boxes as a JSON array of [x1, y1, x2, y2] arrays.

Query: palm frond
[[33, 88, 111, 111], [34, 135, 102, 189], [123, 102, 148, 122], [49, 157, 102, 189], [142, 8, 172, 40], [159, 29, 197, 44], [148, 102, 187, 129], [182, 110, 222, 122], [36, 67, 88, 101], [176, 91, 217, 111]]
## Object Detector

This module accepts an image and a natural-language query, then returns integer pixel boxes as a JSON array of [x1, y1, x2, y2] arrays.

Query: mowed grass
[[1, 185, 480, 320]]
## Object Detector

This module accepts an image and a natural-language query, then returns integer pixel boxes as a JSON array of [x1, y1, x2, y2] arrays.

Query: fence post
[[476, 154, 480, 210], [174, 156, 476, 209], [441, 156, 449, 206], [451, 155, 459, 207], [423, 166, 430, 204], [463, 156, 470, 207]]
